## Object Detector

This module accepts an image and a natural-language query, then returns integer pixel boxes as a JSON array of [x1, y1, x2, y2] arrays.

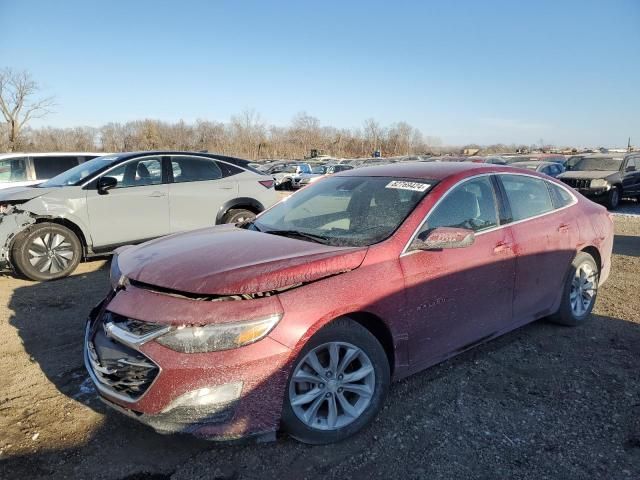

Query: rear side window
[[500, 175, 554, 221], [548, 183, 574, 208], [171, 156, 222, 183], [32, 156, 80, 179], [0, 157, 28, 182], [425, 176, 499, 232]]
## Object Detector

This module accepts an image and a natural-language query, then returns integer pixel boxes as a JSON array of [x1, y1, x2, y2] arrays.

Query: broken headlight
[[156, 314, 282, 353], [109, 254, 127, 290]]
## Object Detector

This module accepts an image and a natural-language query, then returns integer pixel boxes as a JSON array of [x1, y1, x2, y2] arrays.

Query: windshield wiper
[[263, 229, 333, 245]]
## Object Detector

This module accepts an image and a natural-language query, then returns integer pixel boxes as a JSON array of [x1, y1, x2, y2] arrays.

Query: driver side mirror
[[97, 176, 118, 195], [411, 227, 475, 251]]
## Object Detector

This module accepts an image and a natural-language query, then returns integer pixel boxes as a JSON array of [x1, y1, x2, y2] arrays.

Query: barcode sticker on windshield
[[385, 180, 430, 192]]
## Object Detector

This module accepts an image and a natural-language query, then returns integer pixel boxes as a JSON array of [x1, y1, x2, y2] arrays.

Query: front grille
[[562, 178, 591, 189], [86, 314, 159, 401]]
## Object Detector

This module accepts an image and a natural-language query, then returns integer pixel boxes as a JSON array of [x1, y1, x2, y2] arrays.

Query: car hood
[[0, 185, 55, 202], [558, 171, 617, 180], [117, 225, 368, 295]]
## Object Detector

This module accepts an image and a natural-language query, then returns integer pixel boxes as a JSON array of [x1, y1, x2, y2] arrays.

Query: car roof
[[334, 161, 498, 181]]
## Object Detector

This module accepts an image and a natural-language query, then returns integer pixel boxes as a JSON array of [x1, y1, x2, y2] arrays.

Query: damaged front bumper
[[84, 284, 293, 441], [0, 204, 36, 270]]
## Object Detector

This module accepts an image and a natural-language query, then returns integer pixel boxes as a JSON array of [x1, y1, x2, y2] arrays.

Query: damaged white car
[[0, 151, 277, 281]]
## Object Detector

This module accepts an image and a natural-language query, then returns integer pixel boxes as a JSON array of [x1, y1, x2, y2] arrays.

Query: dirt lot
[[1, 204, 639, 480]]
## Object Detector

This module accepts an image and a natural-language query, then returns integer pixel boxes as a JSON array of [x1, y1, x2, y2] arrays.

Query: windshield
[[38, 156, 120, 187], [251, 176, 434, 247], [570, 157, 623, 172], [298, 164, 312, 174]]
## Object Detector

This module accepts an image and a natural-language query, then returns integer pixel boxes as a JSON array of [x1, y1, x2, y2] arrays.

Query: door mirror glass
[[97, 176, 118, 194], [412, 227, 475, 250]]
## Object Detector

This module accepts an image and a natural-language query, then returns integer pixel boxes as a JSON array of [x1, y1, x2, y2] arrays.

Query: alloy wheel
[[289, 341, 376, 431], [28, 232, 75, 274], [570, 262, 597, 316]]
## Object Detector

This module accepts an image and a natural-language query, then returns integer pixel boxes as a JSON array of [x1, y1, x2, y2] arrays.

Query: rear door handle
[[149, 191, 167, 198], [218, 186, 234, 190], [493, 242, 513, 254], [558, 224, 570, 233]]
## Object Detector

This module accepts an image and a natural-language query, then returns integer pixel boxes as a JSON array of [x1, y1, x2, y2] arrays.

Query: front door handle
[[218, 186, 234, 190], [149, 191, 167, 198], [493, 242, 513, 254], [558, 224, 570, 233]]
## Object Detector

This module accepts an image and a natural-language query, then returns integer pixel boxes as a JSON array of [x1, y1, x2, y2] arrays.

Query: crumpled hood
[[0, 186, 54, 202], [558, 171, 617, 180], [117, 224, 368, 295]]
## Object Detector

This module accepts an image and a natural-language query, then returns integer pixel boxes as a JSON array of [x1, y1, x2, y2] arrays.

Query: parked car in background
[[0, 152, 102, 190], [557, 153, 640, 209], [0, 151, 277, 280], [510, 161, 566, 177], [468, 156, 508, 165], [86, 162, 612, 444], [268, 163, 313, 190], [300, 163, 356, 187]]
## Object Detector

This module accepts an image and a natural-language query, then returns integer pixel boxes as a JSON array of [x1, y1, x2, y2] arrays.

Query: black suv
[[558, 153, 640, 209]]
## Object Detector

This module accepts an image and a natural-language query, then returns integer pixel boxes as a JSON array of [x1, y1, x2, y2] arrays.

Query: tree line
[[0, 67, 536, 159]]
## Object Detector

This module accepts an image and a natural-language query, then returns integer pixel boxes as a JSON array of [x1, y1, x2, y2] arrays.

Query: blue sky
[[1, 0, 638, 146]]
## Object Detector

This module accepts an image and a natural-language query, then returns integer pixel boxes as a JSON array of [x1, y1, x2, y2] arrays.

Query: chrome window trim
[[400, 171, 578, 257]]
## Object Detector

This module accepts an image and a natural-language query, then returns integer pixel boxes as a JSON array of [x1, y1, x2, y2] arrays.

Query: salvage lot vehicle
[[510, 160, 565, 177], [558, 153, 640, 209], [0, 151, 277, 281], [0, 152, 102, 190], [85, 162, 613, 444], [267, 163, 313, 190], [295, 163, 355, 188]]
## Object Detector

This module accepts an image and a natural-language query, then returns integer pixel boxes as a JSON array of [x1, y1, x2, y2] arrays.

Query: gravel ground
[[0, 202, 639, 480]]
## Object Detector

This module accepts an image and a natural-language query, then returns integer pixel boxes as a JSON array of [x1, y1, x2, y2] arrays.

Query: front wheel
[[281, 318, 390, 444], [606, 187, 621, 210], [11, 223, 82, 281], [550, 252, 599, 326]]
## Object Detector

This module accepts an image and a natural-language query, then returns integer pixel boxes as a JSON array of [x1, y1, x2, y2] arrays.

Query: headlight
[[590, 179, 609, 188], [156, 314, 282, 353], [109, 254, 127, 290]]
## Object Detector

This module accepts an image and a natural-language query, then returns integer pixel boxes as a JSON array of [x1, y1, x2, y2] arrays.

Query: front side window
[[626, 158, 636, 171], [500, 174, 554, 221], [0, 157, 28, 183], [422, 176, 499, 234], [170, 156, 222, 183], [103, 157, 163, 188], [252, 176, 433, 247], [32, 156, 80, 179]]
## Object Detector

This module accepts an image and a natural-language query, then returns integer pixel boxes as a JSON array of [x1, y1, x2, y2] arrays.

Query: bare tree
[[0, 68, 55, 151]]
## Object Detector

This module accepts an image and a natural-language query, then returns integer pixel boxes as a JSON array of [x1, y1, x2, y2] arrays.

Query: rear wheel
[[221, 208, 256, 224], [550, 252, 599, 326], [606, 187, 621, 210], [282, 318, 390, 444], [11, 223, 82, 281]]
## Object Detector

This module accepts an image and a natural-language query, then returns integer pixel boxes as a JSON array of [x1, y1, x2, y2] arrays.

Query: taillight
[[259, 179, 274, 189]]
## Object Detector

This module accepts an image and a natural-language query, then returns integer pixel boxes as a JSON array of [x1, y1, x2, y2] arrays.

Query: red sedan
[[85, 162, 613, 444]]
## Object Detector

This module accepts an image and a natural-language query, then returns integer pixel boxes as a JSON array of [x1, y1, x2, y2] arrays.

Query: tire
[[549, 252, 599, 326], [281, 318, 390, 444], [606, 187, 621, 210], [11, 222, 82, 281], [221, 208, 256, 224]]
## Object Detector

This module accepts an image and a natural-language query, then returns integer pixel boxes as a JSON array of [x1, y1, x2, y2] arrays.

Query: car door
[[167, 155, 238, 232], [400, 175, 516, 368], [85, 155, 170, 248], [622, 156, 639, 195], [497, 173, 578, 325]]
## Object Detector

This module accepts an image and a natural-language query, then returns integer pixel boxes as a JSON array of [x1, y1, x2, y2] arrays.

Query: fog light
[[163, 382, 243, 413]]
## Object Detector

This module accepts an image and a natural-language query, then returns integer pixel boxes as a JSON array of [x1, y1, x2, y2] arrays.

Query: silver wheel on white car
[[12, 223, 82, 281]]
